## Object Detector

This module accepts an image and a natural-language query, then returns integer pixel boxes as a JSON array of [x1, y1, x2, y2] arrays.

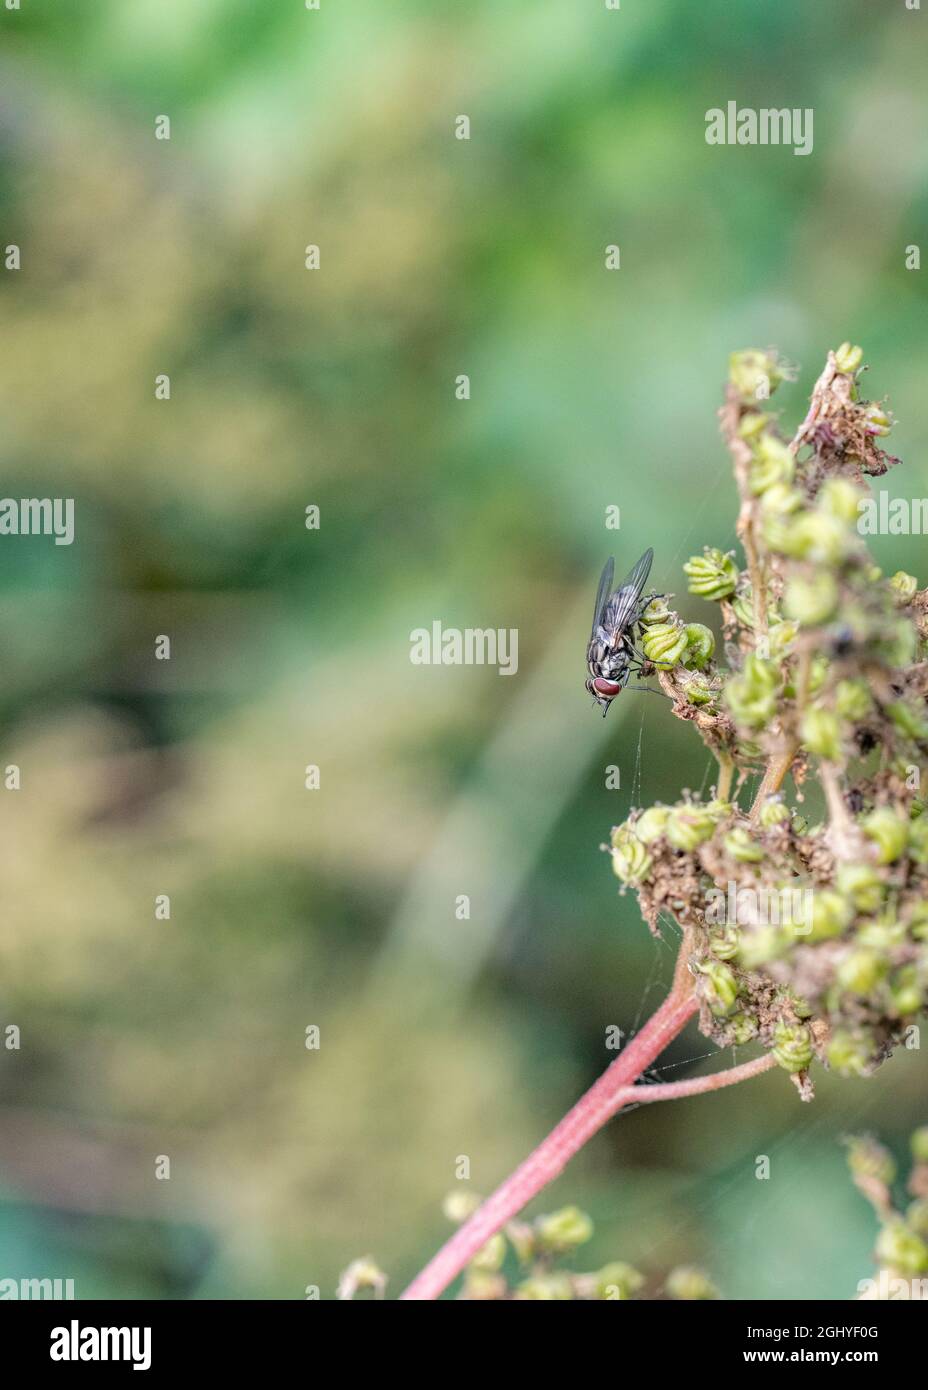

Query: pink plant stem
[[399, 988, 699, 1301], [623, 1049, 777, 1105]]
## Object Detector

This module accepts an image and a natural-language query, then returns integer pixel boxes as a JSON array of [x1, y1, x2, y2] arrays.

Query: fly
[[585, 547, 657, 716]]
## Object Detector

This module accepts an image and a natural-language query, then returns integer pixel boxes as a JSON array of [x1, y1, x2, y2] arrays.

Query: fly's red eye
[[593, 677, 622, 697]]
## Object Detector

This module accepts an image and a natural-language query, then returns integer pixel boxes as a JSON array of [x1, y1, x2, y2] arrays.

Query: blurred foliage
[[0, 0, 926, 1298]]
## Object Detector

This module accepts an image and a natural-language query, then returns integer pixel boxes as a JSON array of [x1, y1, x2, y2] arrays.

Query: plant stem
[[821, 761, 867, 862], [625, 1050, 776, 1105], [790, 353, 837, 457], [399, 990, 697, 1300], [716, 752, 734, 802], [749, 647, 811, 821], [750, 744, 798, 819], [399, 992, 778, 1300]]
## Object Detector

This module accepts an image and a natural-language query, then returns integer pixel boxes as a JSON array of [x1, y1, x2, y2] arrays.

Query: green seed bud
[[460, 1269, 507, 1300], [767, 618, 800, 658], [666, 805, 716, 851], [811, 517, 855, 570], [791, 812, 809, 835], [889, 571, 918, 606], [803, 889, 853, 942], [857, 916, 906, 951], [729, 349, 785, 402], [789, 990, 813, 1020], [875, 1221, 928, 1276], [610, 822, 635, 848], [908, 818, 928, 866], [705, 798, 735, 821], [761, 513, 795, 553], [682, 623, 715, 670], [641, 621, 688, 670], [836, 863, 884, 913], [471, 1232, 507, 1272], [819, 478, 866, 525], [736, 925, 788, 970], [737, 410, 769, 440], [695, 958, 740, 1016], [836, 947, 887, 996], [442, 1190, 481, 1224], [337, 1255, 387, 1300], [784, 572, 839, 626], [846, 1135, 895, 1186], [862, 807, 909, 865], [731, 591, 756, 630], [772, 1019, 813, 1073], [911, 905, 928, 942], [723, 826, 765, 862], [535, 1206, 594, 1254], [758, 798, 791, 829], [881, 620, 917, 668], [709, 925, 740, 960], [835, 679, 872, 722], [593, 1262, 645, 1301], [888, 964, 923, 1016], [683, 548, 739, 601], [801, 706, 842, 762], [864, 404, 893, 437], [681, 671, 715, 705], [906, 1199, 928, 1239], [611, 836, 653, 885], [761, 482, 803, 516], [834, 342, 864, 374], [639, 596, 675, 626], [665, 1266, 719, 1301], [632, 806, 671, 844], [514, 1273, 575, 1300], [724, 654, 778, 729], [750, 433, 795, 495], [912, 1128, 928, 1164], [727, 1011, 759, 1044], [778, 512, 849, 566], [887, 701, 928, 743], [826, 1028, 874, 1077], [806, 656, 830, 698]]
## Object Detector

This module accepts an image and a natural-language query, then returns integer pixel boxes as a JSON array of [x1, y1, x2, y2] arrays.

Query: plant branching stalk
[[821, 761, 868, 863], [625, 1050, 777, 1105], [790, 352, 837, 457], [399, 987, 697, 1300], [715, 752, 734, 802], [400, 973, 778, 1299], [749, 647, 811, 821]]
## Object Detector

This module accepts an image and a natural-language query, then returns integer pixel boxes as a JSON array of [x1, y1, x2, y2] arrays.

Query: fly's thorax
[[600, 647, 631, 682]]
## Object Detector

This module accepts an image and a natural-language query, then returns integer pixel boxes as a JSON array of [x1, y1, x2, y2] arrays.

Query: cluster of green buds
[[607, 345, 928, 1091], [338, 1198, 721, 1300], [683, 547, 739, 602], [847, 1129, 928, 1293], [638, 595, 716, 678], [427, 1195, 710, 1300], [610, 776, 928, 1083]]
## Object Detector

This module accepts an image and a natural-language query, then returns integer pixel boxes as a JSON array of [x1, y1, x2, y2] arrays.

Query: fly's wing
[[591, 556, 615, 637], [604, 547, 654, 638]]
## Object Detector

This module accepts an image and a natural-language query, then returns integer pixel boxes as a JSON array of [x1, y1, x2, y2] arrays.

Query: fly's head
[[585, 670, 625, 717]]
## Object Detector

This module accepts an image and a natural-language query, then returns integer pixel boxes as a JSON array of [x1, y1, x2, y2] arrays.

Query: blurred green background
[[0, 0, 926, 1300]]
